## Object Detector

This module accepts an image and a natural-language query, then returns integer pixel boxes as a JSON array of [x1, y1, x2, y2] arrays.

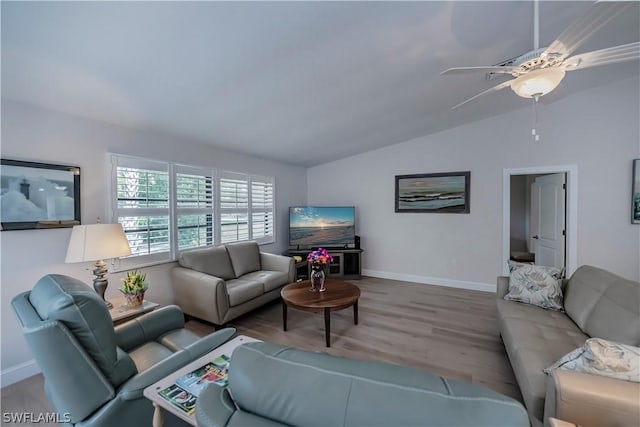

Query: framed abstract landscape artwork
[[395, 171, 470, 213], [633, 159, 640, 224]]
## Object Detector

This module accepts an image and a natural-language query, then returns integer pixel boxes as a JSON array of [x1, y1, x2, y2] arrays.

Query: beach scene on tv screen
[[290, 207, 354, 246]]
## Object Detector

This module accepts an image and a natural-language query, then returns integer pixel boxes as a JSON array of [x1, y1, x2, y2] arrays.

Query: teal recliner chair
[[12, 274, 235, 427]]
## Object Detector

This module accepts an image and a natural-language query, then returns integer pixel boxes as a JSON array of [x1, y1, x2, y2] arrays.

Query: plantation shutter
[[219, 171, 249, 243], [112, 156, 171, 265], [175, 165, 215, 251], [251, 176, 275, 244]]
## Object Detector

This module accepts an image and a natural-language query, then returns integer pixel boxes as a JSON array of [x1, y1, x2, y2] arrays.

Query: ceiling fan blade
[[441, 66, 517, 75], [542, 2, 633, 61], [451, 80, 513, 110], [562, 41, 640, 71]]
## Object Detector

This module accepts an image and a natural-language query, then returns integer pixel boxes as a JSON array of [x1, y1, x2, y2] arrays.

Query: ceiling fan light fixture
[[510, 68, 566, 98]]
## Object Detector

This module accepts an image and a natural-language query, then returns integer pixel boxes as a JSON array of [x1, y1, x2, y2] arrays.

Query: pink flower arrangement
[[307, 247, 334, 265]]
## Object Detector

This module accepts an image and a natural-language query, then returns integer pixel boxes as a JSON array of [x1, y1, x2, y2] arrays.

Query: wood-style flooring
[[0, 277, 521, 426]]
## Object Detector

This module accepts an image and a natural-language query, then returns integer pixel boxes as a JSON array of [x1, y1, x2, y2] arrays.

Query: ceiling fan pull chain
[[532, 95, 540, 142]]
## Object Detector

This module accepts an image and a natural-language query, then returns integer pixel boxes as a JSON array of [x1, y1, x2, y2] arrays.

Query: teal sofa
[[195, 342, 529, 427]]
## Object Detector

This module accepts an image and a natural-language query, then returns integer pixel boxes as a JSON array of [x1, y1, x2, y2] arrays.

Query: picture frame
[[395, 171, 470, 213], [1, 159, 81, 230], [633, 159, 640, 224]]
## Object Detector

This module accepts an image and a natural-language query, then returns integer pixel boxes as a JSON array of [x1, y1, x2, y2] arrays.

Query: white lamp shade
[[510, 68, 566, 98], [65, 223, 132, 263]]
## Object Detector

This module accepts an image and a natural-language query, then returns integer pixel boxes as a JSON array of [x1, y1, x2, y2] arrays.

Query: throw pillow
[[504, 260, 564, 310], [544, 338, 640, 383]]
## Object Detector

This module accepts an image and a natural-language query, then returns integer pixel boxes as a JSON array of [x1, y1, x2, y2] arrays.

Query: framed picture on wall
[[633, 159, 640, 224], [395, 171, 470, 213], [0, 159, 81, 230]]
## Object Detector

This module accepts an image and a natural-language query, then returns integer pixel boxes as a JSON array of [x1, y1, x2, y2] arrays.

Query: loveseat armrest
[[260, 252, 295, 283], [497, 276, 510, 299], [195, 384, 236, 427], [115, 305, 185, 351], [171, 267, 229, 325], [544, 369, 640, 427]]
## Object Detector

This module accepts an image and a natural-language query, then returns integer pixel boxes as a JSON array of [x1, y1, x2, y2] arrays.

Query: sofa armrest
[[195, 384, 236, 427], [261, 252, 295, 283], [497, 276, 510, 299], [171, 267, 229, 325], [115, 305, 185, 351], [544, 370, 640, 427]]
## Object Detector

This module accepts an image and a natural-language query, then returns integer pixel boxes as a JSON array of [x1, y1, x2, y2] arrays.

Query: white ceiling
[[2, 1, 639, 166]]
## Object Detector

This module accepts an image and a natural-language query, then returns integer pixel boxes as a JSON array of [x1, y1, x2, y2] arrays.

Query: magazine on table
[[158, 384, 197, 415], [175, 354, 231, 397]]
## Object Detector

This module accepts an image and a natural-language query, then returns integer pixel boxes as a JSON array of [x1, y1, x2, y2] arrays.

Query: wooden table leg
[[353, 300, 358, 325], [282, 300, 287, 331], [324, 307, 331, 347]]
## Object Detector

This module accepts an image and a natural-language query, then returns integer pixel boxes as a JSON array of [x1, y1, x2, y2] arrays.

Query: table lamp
[[65, 223, 132, 308]]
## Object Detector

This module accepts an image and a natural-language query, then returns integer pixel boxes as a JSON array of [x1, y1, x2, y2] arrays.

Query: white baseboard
[[1, 359, 40, 388], [362, 269, 496, 293]]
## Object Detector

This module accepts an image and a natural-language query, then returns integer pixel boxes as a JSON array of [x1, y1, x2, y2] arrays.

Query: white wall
[[308, 76, 640, 290], [0, 100, 307, 386]]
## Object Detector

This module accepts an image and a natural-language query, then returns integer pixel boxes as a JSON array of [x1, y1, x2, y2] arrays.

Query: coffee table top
[[281, 279, 360, 311]]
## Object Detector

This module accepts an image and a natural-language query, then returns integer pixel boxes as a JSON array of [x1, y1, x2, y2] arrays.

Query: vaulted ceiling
[[2, 1, 639, 166]]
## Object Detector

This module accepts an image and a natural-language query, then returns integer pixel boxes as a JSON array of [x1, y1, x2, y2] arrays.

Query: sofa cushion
[[240, 271, 289, 293], [225, 241, 261, 277], [504, 261, 564, 311], [564, 265, 640, 346], [498, 307, 587, 422], [179, 246, 236, 280], [545, 338, 640, 382], [226, 278, 264, 306]]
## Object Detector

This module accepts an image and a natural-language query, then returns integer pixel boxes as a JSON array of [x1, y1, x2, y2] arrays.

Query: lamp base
[[92, 259, 114, 310]]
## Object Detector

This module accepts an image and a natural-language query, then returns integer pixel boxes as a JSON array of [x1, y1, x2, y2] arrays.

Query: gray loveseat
[[172, 241, 295, 325], [497, 265, 640, 427], [195, 341, 529, 427]]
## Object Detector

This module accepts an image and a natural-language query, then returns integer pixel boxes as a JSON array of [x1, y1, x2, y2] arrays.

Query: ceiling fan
[[442, 1, 640, 110]]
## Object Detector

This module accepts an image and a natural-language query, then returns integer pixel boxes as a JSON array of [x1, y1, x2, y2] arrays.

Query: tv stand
[[287, 248, 362, 280]]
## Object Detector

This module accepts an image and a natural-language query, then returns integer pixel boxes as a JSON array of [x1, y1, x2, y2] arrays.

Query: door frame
[[502, 165, 578, 276]]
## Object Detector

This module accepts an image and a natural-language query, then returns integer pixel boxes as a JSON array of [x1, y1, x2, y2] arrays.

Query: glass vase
[[310, 265, 326, 292]]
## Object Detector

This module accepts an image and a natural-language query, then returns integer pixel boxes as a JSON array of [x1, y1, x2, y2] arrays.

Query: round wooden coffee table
[[281, 279, 361, 347]]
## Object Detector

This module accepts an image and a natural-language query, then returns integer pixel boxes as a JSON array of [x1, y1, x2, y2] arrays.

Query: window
[[175, 166, 215, 251], [112, 157, 171, 265], [251, 176, 274, 244], [111, 155, 275, 267]]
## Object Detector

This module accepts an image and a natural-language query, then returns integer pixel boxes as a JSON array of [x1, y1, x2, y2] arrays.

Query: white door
[[532, 174, 566, 270]]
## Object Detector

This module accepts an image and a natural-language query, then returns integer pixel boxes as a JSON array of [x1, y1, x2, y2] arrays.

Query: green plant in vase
[[120, 270, 149, 307]]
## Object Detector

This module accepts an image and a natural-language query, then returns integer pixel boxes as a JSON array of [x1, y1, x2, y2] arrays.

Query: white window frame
[[110, 154, 275, 269]]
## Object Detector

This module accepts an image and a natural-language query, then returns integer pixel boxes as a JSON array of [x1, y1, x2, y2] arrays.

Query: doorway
[[502, 165, 578, 276]]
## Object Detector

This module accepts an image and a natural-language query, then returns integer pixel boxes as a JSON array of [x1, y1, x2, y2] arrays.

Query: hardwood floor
[[0, 277, 521, 426]]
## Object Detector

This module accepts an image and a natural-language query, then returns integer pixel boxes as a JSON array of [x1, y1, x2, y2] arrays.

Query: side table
[[109, 297, 159, 325]]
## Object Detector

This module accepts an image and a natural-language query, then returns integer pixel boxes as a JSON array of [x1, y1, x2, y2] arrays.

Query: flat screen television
[[289, 206, 355, 249]]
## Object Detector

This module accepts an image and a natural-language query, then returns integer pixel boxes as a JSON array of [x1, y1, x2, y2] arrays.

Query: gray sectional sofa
[[171, 241, 295, 325], [497, 265, 640, 427], [196, 341, 530, 427]]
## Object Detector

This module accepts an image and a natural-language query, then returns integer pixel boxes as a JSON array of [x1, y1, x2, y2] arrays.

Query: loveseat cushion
[[226, 278, 264, 306], [179, 246, 236, 280], [226, 241, 261, 277], [240, 270, 290, 293], [564, 266, 640, 346]]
